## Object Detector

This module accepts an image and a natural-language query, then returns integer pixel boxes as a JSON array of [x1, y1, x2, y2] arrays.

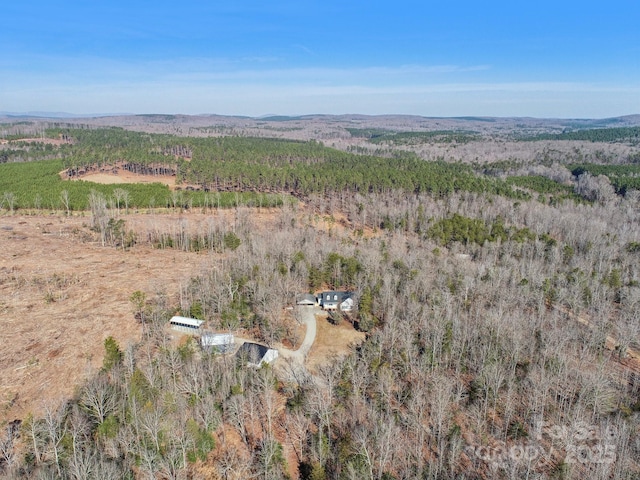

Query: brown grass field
[[60, 165, 178, 188], [0, 214, 215, 422], [0, 207, 364, 424], [307, 313, 366, 373]]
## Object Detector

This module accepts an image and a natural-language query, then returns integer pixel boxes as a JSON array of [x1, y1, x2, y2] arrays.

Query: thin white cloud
[[240, 56, 282, 63], [0, 53, 490, 84], [1, 55, 638, 118], [3, 79, 637, 118], [292, 44, 317, 56], [103, 63, 492, 85]]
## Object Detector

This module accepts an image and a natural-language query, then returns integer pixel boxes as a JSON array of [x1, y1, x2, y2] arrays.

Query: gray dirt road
[[276, 305, 320, 382]]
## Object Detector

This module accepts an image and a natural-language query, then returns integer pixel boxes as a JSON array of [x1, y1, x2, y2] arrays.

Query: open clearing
[[73, 172, 177, 187], [7, 138, 68, 146], [0, 209, 363, 423], [60, 167, 178, 188], [307, 313, 366, 372], [0, 214, 212, 422], [0, 212, 244, 422]]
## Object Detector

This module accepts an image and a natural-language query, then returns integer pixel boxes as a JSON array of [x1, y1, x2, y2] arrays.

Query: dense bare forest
[[0, 115, 639, 479]]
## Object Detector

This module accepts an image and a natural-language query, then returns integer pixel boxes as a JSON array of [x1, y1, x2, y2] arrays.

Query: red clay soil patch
[[205, 426, 251, 479]]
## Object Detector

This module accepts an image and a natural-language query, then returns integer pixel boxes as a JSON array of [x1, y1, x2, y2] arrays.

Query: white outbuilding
[[169, 316, 204, 335], [296, 293, 317, 306], [200, 333, 235, 353]]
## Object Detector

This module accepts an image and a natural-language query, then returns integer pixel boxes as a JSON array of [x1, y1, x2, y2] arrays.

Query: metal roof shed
[[200, 333, 235, 353], [169, 316, 204, 335]]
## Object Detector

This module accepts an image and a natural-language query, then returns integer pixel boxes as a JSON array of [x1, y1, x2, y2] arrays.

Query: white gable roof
[[170, 316, 204, 328], [201, 333, 234, 346]]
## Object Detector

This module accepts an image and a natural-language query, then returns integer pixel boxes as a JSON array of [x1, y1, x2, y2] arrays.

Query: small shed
[[200, 333, 234, 353], [296, 293, 317, 306], [169, 316, 204, 335], [236, 342, 279, 367]]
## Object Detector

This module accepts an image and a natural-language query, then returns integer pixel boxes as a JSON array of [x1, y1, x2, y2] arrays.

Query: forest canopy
[[0, 128, 548, 211], [1, 119, 640, 479]]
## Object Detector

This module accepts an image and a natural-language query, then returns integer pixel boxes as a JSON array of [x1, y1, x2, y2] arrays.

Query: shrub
[[102, 336, 122, 371]]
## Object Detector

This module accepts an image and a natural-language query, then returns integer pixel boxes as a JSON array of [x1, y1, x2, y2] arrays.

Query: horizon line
[[2, 111, 639, 121]]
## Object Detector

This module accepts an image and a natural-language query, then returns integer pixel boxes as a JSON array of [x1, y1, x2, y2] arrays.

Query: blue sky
[[1, 1, 639, 118]]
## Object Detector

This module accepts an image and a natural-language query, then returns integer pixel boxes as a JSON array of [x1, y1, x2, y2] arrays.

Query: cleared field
[[66, 171, 177, 188], [0, 212, 254, 422], [0, 206, 366, 423]]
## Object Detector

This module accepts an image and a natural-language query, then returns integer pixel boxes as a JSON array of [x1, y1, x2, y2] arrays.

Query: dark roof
[[236, 342, 269, 363], [320, 291, 353, 303]]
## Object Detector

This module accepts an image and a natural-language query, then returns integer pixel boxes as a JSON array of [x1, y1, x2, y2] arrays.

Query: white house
[[320, 291, 355, 311]]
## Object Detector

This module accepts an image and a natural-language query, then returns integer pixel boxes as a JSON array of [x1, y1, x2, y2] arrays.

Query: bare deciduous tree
[[60, 190, 70, 216], [80, 374, 118, 424]]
